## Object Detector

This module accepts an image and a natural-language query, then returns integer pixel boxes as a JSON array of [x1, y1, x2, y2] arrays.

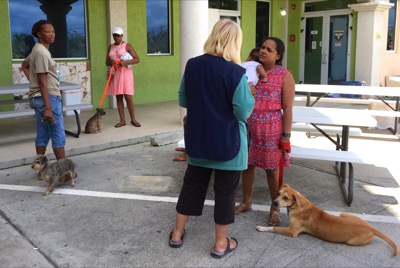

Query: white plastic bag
[[121, 52, 133, 68]]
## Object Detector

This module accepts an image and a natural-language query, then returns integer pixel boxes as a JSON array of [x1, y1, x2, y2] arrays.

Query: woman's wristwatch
[[282, 132, 291, 139]]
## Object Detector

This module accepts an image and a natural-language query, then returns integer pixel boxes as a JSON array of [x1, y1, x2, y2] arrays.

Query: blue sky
[[146, 0, 168, 33], [9, 0, 85, 36]]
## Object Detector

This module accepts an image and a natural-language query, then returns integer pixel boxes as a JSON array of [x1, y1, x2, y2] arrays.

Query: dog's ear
[[292, 192, 305, 208], [287, 192, 297, 208], [292, 193, 297, 204]]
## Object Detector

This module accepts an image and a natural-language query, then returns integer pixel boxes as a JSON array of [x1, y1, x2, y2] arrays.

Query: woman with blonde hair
[[168, 19, 254, 259]]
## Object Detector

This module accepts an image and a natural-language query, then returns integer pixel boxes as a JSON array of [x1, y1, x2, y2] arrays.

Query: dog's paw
[[256, 226, 273, 232], [42, 192, 49, 196]]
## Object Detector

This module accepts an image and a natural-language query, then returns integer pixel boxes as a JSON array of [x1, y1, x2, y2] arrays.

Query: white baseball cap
[[112, 27, 124, 35]]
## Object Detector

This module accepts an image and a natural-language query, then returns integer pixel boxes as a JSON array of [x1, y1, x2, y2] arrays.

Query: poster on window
[[334, 30, 344, 47]]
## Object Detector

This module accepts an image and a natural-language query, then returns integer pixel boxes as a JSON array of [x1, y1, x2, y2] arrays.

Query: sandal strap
[[270, 211, 280, 217], [239, 203, 249, 211], [268, 210, 281, 227], [236, 202, 252, 212]]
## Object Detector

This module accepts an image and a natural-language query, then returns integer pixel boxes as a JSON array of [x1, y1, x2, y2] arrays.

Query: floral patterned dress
[[247, 65, 291, 170]]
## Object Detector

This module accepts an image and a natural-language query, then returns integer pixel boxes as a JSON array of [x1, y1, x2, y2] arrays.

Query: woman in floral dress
[[235, 37, 295, 226]]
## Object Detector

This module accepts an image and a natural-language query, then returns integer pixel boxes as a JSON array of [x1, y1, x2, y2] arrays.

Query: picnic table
[[295, 84, 400, 134], [0, 82, 92, 138]]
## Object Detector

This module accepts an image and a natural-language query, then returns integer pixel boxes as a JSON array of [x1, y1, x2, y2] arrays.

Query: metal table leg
[[64, 110, 82, 138], [335, 125, 353, 206]]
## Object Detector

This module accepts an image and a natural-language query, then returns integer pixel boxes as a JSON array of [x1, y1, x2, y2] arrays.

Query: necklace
[[115, 42, 123, 56]]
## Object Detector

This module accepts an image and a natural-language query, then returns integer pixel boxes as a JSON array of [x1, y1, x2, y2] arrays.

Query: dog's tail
[[373, 229, 398, 256]]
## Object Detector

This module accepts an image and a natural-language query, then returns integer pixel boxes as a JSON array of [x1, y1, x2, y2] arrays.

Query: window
[[209, 0, 238, 11], [304, 0, 351, 12], [256, 1, 270, 47], [146, 0, 171, 55], [387, 0, 397, 51], [9, 0, 87, 60]]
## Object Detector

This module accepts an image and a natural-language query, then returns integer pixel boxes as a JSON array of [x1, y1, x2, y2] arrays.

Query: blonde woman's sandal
[[234, 203, 252, 215], [172, 154, 187, 162]]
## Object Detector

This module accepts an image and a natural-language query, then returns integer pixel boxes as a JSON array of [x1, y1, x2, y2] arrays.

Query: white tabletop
[[0, 82, 80, 95], [295, 84, 400, 97], [293, 106, 377, 128]]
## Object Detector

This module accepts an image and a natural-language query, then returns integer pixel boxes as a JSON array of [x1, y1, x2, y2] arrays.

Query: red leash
[[278, 140, 291, 187]]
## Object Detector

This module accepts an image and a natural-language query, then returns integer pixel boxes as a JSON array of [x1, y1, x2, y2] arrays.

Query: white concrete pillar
[[349, 1, 392, 86], [179, 0, 209, 123], [107, 0, 128, 108]]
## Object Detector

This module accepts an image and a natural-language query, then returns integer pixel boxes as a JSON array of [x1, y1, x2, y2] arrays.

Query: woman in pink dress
[[106, 27, 141, 128], [235, 37, 295, 226]]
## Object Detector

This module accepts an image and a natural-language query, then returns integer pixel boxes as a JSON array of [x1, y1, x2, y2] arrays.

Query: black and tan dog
[[256, 184, 398, 256], [32, 155, 77, 196], [84, 108, 106, 134]]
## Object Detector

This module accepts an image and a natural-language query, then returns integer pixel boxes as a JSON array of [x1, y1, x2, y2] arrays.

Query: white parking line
[[1, 184, 399, 224]]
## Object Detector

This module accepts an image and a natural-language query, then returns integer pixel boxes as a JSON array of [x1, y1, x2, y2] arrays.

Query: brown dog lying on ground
[[256, 184, 398, 256]]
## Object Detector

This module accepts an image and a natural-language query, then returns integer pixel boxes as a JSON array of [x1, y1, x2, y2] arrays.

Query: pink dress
[[107, 42, 134, 96], [247, 65, 290, 170]]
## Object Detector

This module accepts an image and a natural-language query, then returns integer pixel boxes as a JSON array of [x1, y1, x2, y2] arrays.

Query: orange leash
[[99, 65, 115, 107], [99, 59, 122, 107]]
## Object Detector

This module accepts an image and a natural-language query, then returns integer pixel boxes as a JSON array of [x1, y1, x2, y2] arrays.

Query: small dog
[[31, 155, 77, 196], [256, 184, 398, 256], [84, 108, 106, 134]]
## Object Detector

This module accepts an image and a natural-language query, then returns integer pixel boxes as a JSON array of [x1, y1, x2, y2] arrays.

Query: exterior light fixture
[[280, 8, 287, 16]]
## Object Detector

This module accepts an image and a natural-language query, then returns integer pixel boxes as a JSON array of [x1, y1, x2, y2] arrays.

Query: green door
[[302, 13, 351, 85], [304, 17, 323, 84]]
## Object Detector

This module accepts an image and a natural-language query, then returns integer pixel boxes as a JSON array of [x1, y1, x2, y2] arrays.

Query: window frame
[[387, 0, 397, 52], [146, 0, 172, 56], [209, 0, 239, 11], [255, 0, 270, 48], [8, 0, 88, 61]]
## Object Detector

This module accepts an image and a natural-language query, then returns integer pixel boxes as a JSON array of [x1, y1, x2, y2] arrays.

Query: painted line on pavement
[[1, 184, 399, 224]]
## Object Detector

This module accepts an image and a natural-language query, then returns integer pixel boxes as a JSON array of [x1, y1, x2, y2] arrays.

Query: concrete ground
[[0, 100, 399, 267]]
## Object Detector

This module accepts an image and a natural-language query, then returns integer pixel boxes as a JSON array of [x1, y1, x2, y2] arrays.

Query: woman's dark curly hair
[[263, 37, 285, 66], [31, 20, 52, 38]]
